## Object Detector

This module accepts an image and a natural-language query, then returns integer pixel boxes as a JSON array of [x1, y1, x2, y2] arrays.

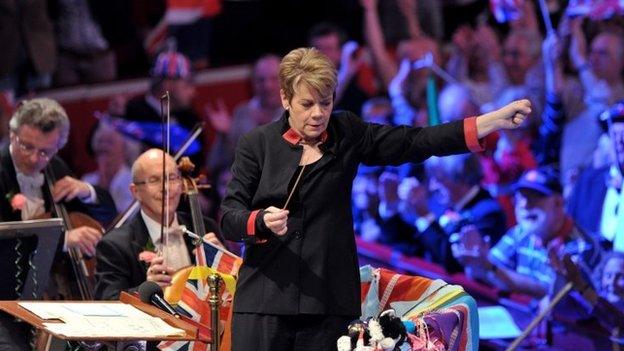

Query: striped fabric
[[360, 265, 479, 351], [195, 240, 242, 276], [159, 266, 237, 351], [159, 239, 241, 351]]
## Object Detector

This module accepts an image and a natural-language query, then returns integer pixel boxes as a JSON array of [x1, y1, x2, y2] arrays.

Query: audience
[[568, 100, 624, 251], [4, 2, 624, 348], [453, 167, 601, 298], [205, 54, 282, 173]]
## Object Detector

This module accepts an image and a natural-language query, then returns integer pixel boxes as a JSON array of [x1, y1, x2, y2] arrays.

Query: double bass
[[44, 169, 103, 300]]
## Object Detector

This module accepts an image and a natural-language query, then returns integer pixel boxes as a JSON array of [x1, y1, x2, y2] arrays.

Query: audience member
[[0, 0, 56, 97], [453, 167, 600, 298], [399, 153, 507, 272], [558, 252, 624, 347], [560, 22, 624, 188], [308, 22, 378, 113], [124, 50, 206, 168], [82, 122, 137, 212], [361, 0, 441, 127], [125, 50, 197, 131], [206, 54, 283, 172], [50, 0, 117, 86], [568, 100, 624, 251]]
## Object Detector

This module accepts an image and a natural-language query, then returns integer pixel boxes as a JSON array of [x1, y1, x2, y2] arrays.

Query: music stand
[[0, 218, 64, 299]]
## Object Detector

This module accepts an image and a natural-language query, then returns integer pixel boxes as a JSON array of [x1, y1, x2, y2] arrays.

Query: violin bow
[[107, 122, 204, 230], [160, 92, 171, 259]]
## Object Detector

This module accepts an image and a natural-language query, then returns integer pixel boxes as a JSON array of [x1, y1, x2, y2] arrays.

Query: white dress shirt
[[140, 210, 191, 271]]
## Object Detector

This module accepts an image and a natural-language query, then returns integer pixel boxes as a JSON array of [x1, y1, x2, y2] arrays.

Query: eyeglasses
[[134, 173, 182, 187], [14, 135, 57, 161]]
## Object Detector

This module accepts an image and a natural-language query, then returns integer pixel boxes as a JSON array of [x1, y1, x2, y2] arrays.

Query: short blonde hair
[[279, 47, 337, 102]]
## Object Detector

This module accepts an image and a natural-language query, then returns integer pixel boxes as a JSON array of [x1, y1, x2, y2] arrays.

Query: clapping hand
[[204, 99, 232, 134], [451, 225, 490, 268]]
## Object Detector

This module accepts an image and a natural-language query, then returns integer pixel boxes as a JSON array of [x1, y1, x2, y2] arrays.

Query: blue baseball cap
[[514, 167, 562, 196]]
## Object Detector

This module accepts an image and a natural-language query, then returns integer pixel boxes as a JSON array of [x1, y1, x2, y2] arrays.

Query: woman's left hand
[[476, 99, 532, 138]]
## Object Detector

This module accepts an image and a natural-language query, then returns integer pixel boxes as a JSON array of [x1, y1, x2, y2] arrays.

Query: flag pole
[[209, 274, 223, 350]]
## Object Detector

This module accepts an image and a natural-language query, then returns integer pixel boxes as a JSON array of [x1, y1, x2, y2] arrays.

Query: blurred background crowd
[[1, 0, 624, 347]]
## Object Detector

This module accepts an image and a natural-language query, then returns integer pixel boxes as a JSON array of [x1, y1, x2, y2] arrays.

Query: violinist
[[0, 98, 117, 351], [94, 148, 224, 301]]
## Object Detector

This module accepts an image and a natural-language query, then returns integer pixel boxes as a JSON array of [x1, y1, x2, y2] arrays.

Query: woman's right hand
[[263, 206, 289, 236]]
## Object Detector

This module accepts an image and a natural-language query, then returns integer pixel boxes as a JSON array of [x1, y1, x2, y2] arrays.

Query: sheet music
[[18, 302, 186, 338]]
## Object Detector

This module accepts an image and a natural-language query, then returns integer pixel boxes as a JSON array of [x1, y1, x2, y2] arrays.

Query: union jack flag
[[158, 267, 237, 351], [566, 0, 624, 19], [490, 0, 523, 23], [195, 241, 242, 276]]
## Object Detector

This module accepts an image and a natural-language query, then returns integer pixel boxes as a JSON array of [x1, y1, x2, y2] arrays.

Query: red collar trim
[[282, 128, 328, 146]]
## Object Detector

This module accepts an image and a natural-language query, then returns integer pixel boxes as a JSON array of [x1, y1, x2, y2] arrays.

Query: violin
[[164, 157, 211, 303], [178, 157, 210, 242], [44, 169, 103, 300]]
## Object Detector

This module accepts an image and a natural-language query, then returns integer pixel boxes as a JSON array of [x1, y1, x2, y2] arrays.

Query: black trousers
[[0, 313, 29, 351], [231, 313, 355, 351]]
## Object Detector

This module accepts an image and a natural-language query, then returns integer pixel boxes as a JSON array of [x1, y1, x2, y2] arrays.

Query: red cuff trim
[[464, 117, 485, 152], [247, 210, 260, 236]]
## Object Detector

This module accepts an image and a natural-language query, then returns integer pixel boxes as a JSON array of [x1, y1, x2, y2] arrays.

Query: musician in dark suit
[[567, 102, 624, 250], [220, 47, 532, 351], [0, 98, 117, 351], [94, 148, 223, 301]]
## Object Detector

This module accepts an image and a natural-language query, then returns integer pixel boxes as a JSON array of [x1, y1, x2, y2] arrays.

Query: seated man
[[381, 153, 507, 272], [94, 148, 224, 300], [567, 100, 624, 251], [0, 98, 117, 350], [453, 167, 601, 298], [562, 252, 624, 338]]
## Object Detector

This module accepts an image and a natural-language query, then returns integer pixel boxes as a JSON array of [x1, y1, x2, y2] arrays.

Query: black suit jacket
[[419, 187, 507, 273], [0, 145, 117, 300], [221, 110, 474, 316], [567, 166, 610, 238], [94, 211, 220, 300]]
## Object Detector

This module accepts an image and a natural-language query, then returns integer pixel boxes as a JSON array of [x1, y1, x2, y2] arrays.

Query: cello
[[44, 169, 103, 300]]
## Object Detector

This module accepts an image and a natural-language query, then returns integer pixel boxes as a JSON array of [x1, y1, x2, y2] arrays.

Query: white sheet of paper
[[19, 302, 186, 339], [478, 305, 522, 339]]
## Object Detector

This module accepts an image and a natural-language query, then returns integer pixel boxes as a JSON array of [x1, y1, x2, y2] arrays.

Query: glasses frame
[[14, 134, 58, 161], [134, 173, 182, 187]]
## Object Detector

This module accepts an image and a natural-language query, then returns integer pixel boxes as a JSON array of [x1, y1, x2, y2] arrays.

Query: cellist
[[0, 98, 117, 350], [94, 148, 224, 302]]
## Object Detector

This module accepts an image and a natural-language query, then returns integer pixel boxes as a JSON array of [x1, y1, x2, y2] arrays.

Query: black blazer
[[0, 145, 117, 299], [567, 166, 610, 239], [418, 187, 507, 273], [221, 110, 474, 316], [94, 211, 221, 300]]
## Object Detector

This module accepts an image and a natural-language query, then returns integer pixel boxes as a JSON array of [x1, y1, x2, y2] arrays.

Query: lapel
[[128, 214, 152, 272], [0, 145, 23, 221], [273, 112, 341, 192]]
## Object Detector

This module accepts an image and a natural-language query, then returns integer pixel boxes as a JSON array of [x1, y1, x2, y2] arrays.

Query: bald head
[[131, 149, 177, 182], [130, 148, 182, 223]]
